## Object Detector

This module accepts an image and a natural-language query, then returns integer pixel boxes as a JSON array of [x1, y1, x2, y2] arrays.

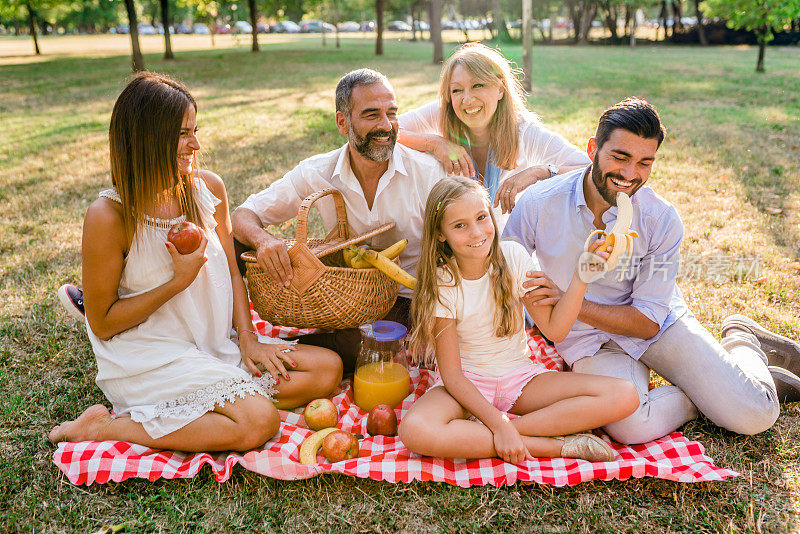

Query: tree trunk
[[672, 0, 683, 31], [496, 18, 512, 41], [247, 0, 259, 51], [658, 0, 668, 41], [756, 36, 765, 72], [630, 9, 637, 47], [375, 0, 384, 55], [624, 4, 631, 38], [124, 0, 145, 71], [577, 3, 595, 44], [522, 0, 532, 92], [411, 4, 417, 41], [694, 0, 707, 45], [492, 0, 501, 40], [608, 4, 618, 39], [160, 0, 174, 59], [459, 20, 470, 42], [567, 0, 582, 42], [25, 2, 40, 55], [429, 0, 443, 63]]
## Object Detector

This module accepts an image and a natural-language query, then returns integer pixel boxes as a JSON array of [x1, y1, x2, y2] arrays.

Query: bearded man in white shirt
[[231, 68, 447, 372]]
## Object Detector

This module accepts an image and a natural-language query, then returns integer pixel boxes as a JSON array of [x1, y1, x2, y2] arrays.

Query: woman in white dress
[[398, 42, 590, 216], [49, 72, 342, 452]]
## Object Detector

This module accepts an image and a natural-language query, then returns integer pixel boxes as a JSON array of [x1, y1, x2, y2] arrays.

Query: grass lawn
[[2, 34, 799, 532]]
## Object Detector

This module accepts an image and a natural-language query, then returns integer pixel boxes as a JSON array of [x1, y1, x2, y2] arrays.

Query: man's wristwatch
[[547, 164, 559, 178]]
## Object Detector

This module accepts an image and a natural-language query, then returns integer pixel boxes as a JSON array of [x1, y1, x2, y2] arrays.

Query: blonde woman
[[398, 42, 589, 215], [398, 176, 638, 464]]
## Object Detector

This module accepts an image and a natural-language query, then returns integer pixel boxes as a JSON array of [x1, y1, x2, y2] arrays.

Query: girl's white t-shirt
[[434, 240, 541, 377]]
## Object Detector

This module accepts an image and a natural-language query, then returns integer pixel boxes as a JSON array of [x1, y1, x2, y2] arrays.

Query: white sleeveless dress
[[87, 182, 276, 439]]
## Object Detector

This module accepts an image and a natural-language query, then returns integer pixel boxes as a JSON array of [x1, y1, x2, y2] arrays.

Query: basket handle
[[295, 188, 349, 246]]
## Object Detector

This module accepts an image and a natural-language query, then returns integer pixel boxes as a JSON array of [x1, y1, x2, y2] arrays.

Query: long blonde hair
[[409, 176, 523, 367], [109, 71, 203, 242], [438, 43, 533, 171]]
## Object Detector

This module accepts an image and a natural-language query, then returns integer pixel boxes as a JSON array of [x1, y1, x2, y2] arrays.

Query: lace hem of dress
[[153, 376, 277, 420]]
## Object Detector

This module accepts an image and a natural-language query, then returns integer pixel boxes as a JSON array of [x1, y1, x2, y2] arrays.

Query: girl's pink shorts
[[431, 363, 554, 413]]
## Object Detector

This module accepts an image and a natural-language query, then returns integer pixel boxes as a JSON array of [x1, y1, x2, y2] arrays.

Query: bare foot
[[49, 404, 113, 443]]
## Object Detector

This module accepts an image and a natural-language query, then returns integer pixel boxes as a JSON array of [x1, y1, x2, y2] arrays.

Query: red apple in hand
[[366, 404, 398, 437], [303, 398, 338, 431], [167, 221, 202, 254], [322, 430, 359, 462]]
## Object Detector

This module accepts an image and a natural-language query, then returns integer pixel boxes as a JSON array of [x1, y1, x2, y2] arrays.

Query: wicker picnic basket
[[242, 188, 399, 329]]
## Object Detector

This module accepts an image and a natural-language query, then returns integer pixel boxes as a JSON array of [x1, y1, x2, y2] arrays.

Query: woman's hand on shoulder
[[493, 166, 550, 214], [165, 232, 208, 291], [431, 137, 474, 177]]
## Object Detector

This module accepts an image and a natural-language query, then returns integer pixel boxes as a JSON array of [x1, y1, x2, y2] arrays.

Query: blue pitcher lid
[[359, 320, 407, 342]]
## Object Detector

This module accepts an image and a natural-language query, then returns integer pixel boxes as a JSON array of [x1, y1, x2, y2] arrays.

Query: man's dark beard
[[591, 154, 640, 206], [349, 124, 396, 162]]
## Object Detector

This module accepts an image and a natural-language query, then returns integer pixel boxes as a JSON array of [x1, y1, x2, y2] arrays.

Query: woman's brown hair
[[109, 71, 202, 241], [438, 43, 533, 171]]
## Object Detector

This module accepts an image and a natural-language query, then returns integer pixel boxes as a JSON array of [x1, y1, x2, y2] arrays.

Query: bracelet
[[236, 327, 259, 337]]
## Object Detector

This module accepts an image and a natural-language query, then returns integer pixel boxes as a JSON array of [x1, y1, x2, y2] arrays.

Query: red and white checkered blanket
[[52, 315, 738, 487]]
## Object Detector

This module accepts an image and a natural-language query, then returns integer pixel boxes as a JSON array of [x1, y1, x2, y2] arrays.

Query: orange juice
[[353, 361, 411, 411]]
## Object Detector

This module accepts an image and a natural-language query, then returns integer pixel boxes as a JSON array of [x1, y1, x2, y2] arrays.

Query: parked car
[[360, 21, 375, 31], [256, 22, 270, 33], [300, 20, 335, 33], [233, 20, 253, 33], [115, 24, 130, 34], [214, 24, 231, 34], [440, 20, 458, 30], [174, 24, 192, 34], [270, 20, 300, 33], [338, 21, 360, 32], [387, 20, 412, 31], [137, 23, 157, 35], [193, 23, 210, 34], [413, 20, 429, 31]]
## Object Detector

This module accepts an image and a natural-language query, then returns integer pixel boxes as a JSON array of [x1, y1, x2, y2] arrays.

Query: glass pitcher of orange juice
[[353, 320, 411, 412]]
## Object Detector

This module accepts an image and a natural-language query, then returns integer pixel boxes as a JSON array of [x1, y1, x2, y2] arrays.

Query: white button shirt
[[239, 143, 447, 297]]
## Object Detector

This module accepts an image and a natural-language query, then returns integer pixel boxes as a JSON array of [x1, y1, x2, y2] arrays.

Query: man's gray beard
[[348, 123, 394, 162]]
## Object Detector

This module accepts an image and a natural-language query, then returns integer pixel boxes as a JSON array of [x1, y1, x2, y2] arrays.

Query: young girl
[[49, 72, 342, 452], [399, 176, 639, 463]]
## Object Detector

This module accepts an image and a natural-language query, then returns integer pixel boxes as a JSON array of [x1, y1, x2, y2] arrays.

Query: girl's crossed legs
[[399, 371, 638, 460]]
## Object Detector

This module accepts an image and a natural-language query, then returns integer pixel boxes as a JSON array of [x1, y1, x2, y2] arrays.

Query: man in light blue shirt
[[504, 98, 782, 444]]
